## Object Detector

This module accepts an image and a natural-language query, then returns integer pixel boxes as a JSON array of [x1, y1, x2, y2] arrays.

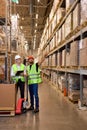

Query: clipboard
[[15, 71, 24, 76]]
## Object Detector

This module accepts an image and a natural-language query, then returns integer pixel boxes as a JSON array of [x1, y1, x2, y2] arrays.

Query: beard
[[29, 61, 34, 64]]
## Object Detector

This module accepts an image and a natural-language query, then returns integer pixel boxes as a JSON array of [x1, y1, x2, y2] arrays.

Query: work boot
[[28, 106, 34, 111], [34, 108, 39, 113]]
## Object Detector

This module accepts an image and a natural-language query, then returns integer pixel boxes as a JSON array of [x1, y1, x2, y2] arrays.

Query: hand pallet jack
[[15, 76, 29, 115]]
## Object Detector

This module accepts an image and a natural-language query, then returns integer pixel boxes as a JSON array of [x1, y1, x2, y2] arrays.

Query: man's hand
[[20, 72, 24, 76]]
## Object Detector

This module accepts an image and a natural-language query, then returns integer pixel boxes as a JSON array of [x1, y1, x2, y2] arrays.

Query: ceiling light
[[36, 14, 38, 19], [22, 17, 24, 20], [34, 35, 36, 38], [35, 30, 37, 33], [17, 14, 20, 18], [35, 23, 37, 27], [33, 40, 36, 50], [37, 0, 40, 2], [20, 26, 23, 29]]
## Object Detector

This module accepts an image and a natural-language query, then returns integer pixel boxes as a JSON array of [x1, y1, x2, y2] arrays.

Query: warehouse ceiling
[[12, 0, 53, 50]]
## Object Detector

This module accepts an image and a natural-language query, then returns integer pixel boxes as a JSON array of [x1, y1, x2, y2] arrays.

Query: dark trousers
[[29, 84, 39, 109], [17, 79, 25, 98]]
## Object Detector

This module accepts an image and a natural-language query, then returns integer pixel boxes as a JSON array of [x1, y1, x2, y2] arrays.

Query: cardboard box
[[57, 52, 62, 66], [80, 47, 87, 66], [65, 13, 73, 37], [53, 0, 60, 10], [81, 0, 87, 24], [73, 3, 80, 30], [49, 55, 52, 66], [0, 0, 7, 17], [0, 84, 16, 111], [49, 24, 52, 37], [58, 28, 62, 43], [66, 52, 70, 66], [52, 53, 56, 66], [70, 41, 79, 66], [53, 14, 57, 31], [66, 0, 75, 10], [79, 38, 87, 50], [56, 8, 65, 24], [53, 34, 56, 48], [62, 49, 66, 66], [61, 23, 65, 41]]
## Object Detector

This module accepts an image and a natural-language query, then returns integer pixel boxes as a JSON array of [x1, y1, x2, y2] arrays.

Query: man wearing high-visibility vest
[[11, 55, 26, 98], [27, 56, 42, 113]]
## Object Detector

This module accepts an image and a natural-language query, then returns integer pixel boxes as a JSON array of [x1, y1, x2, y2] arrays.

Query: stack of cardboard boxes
[[0, 0, 7, 18], [80, 38, 87, 66], [66, 0, 75, 11], [70, 41, 79, 66], [81, 0, 87, 24]]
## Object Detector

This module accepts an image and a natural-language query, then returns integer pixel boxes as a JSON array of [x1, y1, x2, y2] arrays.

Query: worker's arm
[[11, 66, 15, 77]]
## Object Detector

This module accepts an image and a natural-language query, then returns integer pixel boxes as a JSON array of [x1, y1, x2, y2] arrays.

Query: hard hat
[[15, 55, 21, 60], [28, 55, 34, 60]]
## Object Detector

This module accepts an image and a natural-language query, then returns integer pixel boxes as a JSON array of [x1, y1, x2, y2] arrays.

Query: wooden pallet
[[66, 66, 70, 68], [0, 110, 15, 117], [81, 21, 87, 28], [80, 66, 87, 69], [70, 66, 79, 69], [69, 97, 78, 104]]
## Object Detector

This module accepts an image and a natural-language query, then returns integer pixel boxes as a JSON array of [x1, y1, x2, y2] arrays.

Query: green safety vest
[[27, 64, 42, 85], [12, 64, 25, 83]]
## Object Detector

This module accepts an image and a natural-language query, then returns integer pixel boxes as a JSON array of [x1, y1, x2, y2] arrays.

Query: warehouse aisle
[[0, 79, 87, 130]]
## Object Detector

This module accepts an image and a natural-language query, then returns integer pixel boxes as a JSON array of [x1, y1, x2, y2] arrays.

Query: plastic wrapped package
[[68, 74, 80, 101], [68, 74, 80, 90], [83, 79, 87, 106], [58, 75, 66, 92]]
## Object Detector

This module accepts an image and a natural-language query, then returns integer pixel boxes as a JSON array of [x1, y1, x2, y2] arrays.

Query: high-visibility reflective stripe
[[29, 74, 40, 76], [29, 77, 41, 80]]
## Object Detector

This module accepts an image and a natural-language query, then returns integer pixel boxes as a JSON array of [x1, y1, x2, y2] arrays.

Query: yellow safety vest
[[27, 64, 42, 85], [12, 64, 25, 83]]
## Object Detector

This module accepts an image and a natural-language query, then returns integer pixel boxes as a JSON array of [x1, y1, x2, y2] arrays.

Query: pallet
[[0, 110, 15, 117], [69, 97, 78, 104], [80, 66, 87, 69], [66, 66, 70, 68], [61, 66, 66, 68], [81, 21, 87, 28], [70, 66, 79, 69]]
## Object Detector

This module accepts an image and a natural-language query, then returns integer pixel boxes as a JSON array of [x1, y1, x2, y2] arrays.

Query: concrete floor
[[0, 79, 87, 130]]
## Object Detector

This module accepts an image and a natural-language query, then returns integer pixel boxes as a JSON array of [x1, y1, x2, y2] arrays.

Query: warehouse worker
[[27, 55, 42, 113], [11, 55, 26, 98]]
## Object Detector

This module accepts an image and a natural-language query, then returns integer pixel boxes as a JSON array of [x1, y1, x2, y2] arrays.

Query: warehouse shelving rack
[[38, 0, 87, 106], [0, 0, 18, 82]]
